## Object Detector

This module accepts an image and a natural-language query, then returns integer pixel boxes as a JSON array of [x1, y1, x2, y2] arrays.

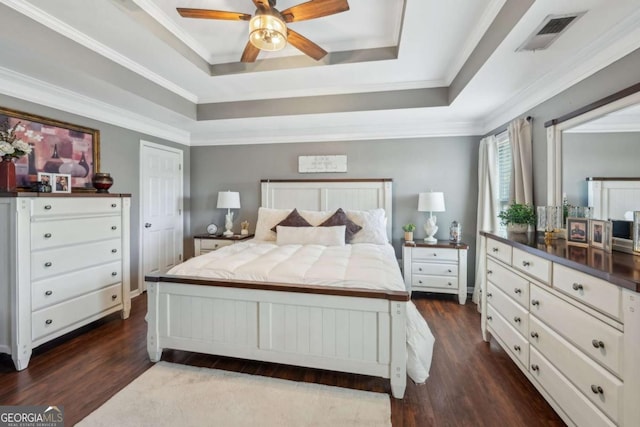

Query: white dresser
[[480, 232, 640, 427], [0, 194, 131, 370], [402, 241, 469, 304]]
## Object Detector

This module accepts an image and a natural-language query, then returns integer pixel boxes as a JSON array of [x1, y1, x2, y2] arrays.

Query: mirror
[[546, 85, 640, 216]]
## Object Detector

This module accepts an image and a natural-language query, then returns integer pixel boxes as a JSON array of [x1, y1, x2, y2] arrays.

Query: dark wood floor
[[0, 293, 565, 426]]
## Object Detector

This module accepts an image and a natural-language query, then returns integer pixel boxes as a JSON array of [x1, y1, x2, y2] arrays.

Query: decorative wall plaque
[[298, 155, 347, 173]]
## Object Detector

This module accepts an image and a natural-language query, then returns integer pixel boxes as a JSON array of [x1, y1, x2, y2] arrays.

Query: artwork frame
[[0, 106, 99, 191], [567, 217, 589, 246], [634, 211, 640, 254], [52, 173, 71, 193], [589, 219, 612, 252]]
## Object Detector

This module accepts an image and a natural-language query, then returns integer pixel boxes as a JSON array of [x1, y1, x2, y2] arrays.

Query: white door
[[139, 141, 183, 292]]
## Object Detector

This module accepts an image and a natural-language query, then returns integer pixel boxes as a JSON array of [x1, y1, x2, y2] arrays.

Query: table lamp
[[418, 192, 445, 244], [217, 191, 240, 237]]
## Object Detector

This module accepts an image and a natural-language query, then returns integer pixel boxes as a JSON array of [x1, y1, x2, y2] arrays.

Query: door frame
[[138, 140, 184, 294]]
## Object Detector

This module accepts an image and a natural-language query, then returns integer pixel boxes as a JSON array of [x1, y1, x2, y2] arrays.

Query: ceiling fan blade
[[280, 0, 349, 23], [176, 8, 251, 21], [287, 29, 328, 60], [240, 41, 261, 63]]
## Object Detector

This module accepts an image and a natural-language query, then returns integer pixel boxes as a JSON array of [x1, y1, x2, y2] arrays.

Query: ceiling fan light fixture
[[249, 10, 287, 51]]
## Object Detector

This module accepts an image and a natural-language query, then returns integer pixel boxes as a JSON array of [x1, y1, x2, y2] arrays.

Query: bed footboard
[[146, 276, 408, 398]]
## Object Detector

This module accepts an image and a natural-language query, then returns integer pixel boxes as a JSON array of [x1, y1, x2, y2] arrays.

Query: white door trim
[[138, 140, 184, 294]]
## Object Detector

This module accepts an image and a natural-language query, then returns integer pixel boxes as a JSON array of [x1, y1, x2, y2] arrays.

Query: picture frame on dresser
[[0, 106, 99, 191], [52, 173, 71, 193], [567, 217, 589, 246], [589, 219, 612, 252]]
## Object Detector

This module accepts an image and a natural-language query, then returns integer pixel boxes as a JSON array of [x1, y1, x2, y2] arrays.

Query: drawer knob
[[522, 260, 531, 267], [487, 315, 493, 321], [590, 385, 604, 394], [447, 269, 452, 273], [45, 290, 53, 296], [513, 345, 521, 352], [530, 332, 539, 339], [531, 299, 540, 306], [418, 280, 423, 284], [45, 319, 53, 325], [111, 249, 118, 253], [513, 316, 521, 323], [112, 271, 118, 276], [111, 226, 118, 230], [44, 262, 52, 267], [111, 294, 118, 300], [492, 247, 499, 252], [145, 223, 152, 228], [572, 283, 583, 291], [487, 270, 493, 275], [531, 364, 539, 372], [447, 282, 452, 286], [432, 253, 437, 257], [514, 288, 522, 294], [111, 203, 117, 208], [418, 267, 422, 271], [44, 233, 52, 238], [487, 292, 493, 298], [592, 339, 605, 349], [44, 205, 52, 210]]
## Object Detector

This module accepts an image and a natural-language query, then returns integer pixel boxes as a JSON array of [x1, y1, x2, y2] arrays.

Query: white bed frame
[[146, 179, 409, 398]]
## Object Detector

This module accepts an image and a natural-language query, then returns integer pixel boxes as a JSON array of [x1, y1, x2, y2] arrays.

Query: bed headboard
[[261, 179, 393, 240]]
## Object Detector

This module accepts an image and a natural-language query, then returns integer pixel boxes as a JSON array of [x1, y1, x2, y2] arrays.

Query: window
[[496, 131, 511, 230]]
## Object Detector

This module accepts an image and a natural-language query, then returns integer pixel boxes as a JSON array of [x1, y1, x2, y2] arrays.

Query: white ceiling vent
[[517, 12, 585, 52]]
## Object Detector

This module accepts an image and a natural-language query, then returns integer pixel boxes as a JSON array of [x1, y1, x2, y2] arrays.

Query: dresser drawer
[[199, 239, 234, 251], [32, 198, 122, 217], [530, 284, 623, 376], [487, 259, 530, 308], [529, 317, 622, 423], [529, 347, 615, 427], [412, 275, 458, 290], [486, 238, 512, 265], [31, 239, 122, 281], [411, 247, 458, 261], [32, 283, 122, 341], [32, 261, 122, 311], [487, 283, 529, 338], [513, 248, 551, 284], [553, 264, 621, 321], [31, 216, 121, 250], [486, 305, 529, 369], [412, 263, 457, 276]]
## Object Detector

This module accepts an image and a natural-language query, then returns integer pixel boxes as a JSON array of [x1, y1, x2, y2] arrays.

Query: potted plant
[[498, 202, 536, 233], [402, 223, 416, 241]]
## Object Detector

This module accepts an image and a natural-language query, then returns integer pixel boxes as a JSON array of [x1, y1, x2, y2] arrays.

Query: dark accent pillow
[[271, 208, 312, 232], [319, 208, 362, 242]]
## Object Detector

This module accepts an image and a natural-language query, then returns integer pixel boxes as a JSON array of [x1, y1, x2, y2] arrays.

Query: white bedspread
[[169, 241, 435, 383]]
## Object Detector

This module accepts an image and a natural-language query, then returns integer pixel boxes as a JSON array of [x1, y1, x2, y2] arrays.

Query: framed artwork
[[52, 173, 71, 193], [567, 217, 589, 246], [0, 106, 99, 191], [634, 211, 640, 254], [589, 219, 612, 252]]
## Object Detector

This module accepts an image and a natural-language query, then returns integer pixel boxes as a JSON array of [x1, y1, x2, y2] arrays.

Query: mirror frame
[[545, 82, 640, 205]]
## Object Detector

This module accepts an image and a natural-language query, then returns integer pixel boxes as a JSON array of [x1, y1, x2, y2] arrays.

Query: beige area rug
[[77, 362, 391, 427]]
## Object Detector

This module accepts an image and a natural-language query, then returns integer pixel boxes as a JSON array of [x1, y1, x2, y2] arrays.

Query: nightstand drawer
[[412, 275, 457, 290], [411, 247, 458, 261], [412, 263, 457, 276], [200, 239, 234, 251]]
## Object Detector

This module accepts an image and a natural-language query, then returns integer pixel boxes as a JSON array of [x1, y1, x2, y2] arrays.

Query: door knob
[[145, 223, 152, 228]]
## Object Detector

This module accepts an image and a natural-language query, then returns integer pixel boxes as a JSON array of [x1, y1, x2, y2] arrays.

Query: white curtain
[[473, 135, 499, 306], [509, 118, 533, 205]]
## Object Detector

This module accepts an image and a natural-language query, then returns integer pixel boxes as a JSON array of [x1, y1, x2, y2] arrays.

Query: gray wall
[[563, 131, 640, 206], [190, 137, 480, 284], [0, 94, 191, 292]]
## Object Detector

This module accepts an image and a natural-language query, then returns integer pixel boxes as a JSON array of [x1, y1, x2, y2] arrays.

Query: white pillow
[[276, 225, 346, 246], [346, 208, 389, 244], [254, 207, 291, 241]]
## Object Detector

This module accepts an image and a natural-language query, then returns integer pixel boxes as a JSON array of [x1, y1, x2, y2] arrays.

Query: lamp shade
[[217, 191, 241, 209], [418, 192, 445, 212]]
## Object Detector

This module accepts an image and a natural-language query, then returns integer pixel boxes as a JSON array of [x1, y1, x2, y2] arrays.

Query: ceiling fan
[[177, 0, 350, 63]]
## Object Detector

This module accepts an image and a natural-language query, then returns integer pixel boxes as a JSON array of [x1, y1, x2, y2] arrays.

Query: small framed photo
[[589, 219, 612, 252], [52, 173, 71, 193], [37, 172, 53, 187], [567, 217, 589, 246], [634, 211, 640, 254]]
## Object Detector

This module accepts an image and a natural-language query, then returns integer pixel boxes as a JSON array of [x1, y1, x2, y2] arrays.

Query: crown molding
[[0, 0, 198, 103], [0, 66, 190, 145], [482, 8, 640, 134]]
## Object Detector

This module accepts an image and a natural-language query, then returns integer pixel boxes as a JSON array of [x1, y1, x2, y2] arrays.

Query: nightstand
[[402, 241, 469, 304], [193, 233, 254, 256]]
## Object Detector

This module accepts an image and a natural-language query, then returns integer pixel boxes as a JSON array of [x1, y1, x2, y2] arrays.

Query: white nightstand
[[402, 241, 469, 304], [193, 233, 254, 256]]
